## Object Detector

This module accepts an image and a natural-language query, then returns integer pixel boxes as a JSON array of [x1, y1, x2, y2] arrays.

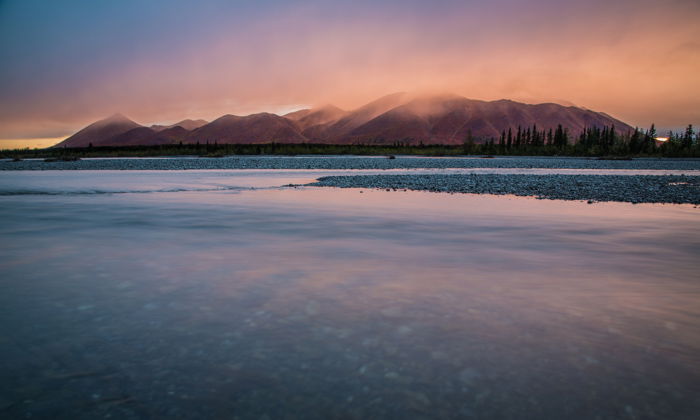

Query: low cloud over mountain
[[55, 94, 633, 147]]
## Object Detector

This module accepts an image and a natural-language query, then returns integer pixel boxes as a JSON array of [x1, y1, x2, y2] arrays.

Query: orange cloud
[[1, 0, 698, 142]]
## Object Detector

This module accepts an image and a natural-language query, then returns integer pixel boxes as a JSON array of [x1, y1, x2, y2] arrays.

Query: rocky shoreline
[[2, 156, 700, 171], [3, 156, 699, 204], [309, 174, 700, 204]]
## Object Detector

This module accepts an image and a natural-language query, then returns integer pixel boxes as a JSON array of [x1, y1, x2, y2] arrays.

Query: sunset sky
[[1, 0, 698, 147]]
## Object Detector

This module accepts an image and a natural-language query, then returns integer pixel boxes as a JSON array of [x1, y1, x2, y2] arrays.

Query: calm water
[[1, 170, 699, 419]]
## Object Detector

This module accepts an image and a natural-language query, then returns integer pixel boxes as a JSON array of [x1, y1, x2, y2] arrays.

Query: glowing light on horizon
[[655, 137, 669, 142], [0, 137, 64, 150]]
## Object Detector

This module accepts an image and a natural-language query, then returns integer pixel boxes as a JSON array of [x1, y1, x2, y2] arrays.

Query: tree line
[[2, 124, 698, 158], [455, 123, 699, 157]]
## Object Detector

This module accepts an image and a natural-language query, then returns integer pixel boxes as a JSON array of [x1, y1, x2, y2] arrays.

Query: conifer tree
[[629, 128, 641, 154], [507, 128, 513, 149], [682, 124, 694, 149]]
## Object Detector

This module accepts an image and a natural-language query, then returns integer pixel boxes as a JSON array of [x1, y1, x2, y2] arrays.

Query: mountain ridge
[[54, 94, 634, 147]]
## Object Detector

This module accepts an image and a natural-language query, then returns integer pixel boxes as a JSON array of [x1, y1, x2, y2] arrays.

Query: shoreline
[[309, 174, 700, 205], [2, 155, 700, 171], [2, 156, 699, 204]]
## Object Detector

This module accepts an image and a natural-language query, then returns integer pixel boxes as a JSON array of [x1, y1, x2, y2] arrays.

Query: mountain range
[[55, 93, 633, 147]]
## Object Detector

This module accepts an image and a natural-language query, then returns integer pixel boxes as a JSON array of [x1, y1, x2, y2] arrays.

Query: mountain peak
[[294, 104, 349, 130], [316, 104, 345, 113], [54, 113, 141, 147], [104, 113, 132, 123]]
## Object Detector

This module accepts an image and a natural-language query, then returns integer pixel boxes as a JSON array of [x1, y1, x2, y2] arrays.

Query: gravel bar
[[2, 156, 700, 171], [309, 174, 700, 204]]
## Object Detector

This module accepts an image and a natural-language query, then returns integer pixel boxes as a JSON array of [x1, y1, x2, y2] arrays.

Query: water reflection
[[0, 178, 699, 419], [1, 168, 699, 197]]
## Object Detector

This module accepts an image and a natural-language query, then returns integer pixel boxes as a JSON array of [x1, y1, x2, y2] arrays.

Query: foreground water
[[0, 170, 699, 419]]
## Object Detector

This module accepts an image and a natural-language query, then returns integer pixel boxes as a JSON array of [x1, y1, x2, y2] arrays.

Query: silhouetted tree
[[682, 124, 694, 149], [553, 124, 568, 148], [629, 128, 642, 154], [463, 129, 475, 154]]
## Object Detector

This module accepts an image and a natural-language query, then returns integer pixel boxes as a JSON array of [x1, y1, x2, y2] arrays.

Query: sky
[[1, 0, 699, 146]]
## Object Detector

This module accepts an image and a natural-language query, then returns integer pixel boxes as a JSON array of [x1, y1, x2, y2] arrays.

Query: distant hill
[[334, 95, 632, 144], [186, 113, 307, 144], [151, 119, 208, 132], [107, 127, 159, 146], [283, 109, 313, 120], [54, 114, 202, 147], [107, 126, 191, 146], [288, 105, 348, 131], [156, 126, 190, 143], [55, 113, 141, 147], [55, 94, 634, 147]]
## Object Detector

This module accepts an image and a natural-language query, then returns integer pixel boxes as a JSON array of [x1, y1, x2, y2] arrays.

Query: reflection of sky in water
[[0, 171, 699, 418], [1, 167, 699, 196]]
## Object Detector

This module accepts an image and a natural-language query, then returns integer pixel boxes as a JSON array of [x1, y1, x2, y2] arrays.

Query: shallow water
[[0, 170, 699, 419], [0, 168, 698, 196]]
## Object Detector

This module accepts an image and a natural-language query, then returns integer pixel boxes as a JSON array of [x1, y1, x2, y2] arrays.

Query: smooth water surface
[[0, 170, 699, 419]]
